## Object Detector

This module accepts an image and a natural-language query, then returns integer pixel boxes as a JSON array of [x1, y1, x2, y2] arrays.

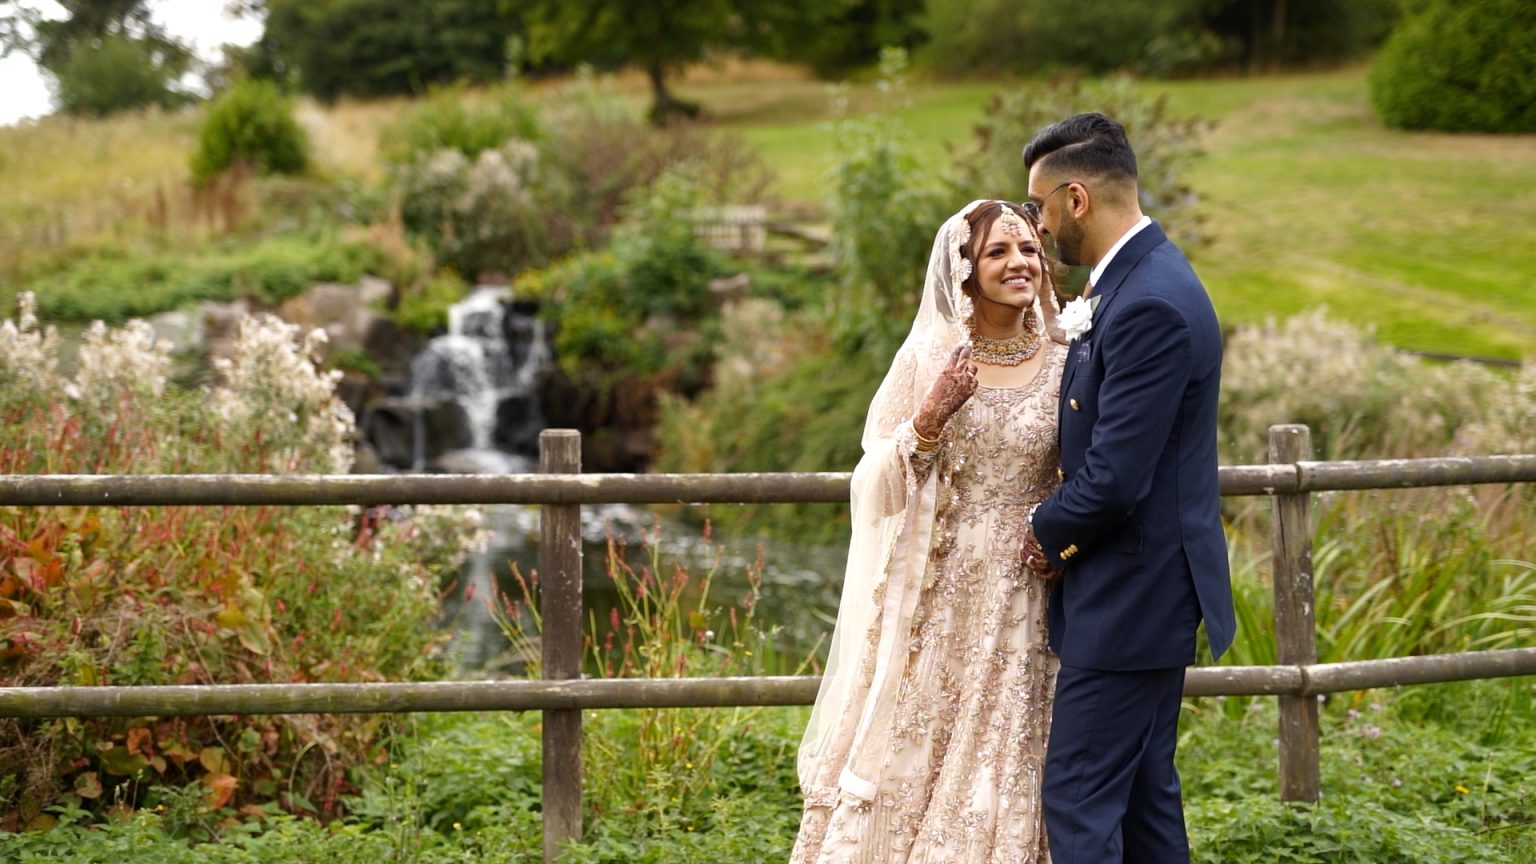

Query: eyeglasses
[[1021, 181, 1077, 220]]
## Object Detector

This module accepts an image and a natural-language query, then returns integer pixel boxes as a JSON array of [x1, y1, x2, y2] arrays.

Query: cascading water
[[395, 285, 842, 673], [407, 286, 550, 475]]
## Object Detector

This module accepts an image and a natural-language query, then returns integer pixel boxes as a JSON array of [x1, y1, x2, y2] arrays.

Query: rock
[[147, 309, 204, 354]]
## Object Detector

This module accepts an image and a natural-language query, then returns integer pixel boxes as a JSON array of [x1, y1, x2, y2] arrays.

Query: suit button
[[1069, 398, 1080, 411]]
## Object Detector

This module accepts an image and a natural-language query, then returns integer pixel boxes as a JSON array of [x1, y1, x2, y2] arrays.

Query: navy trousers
[[1042, 664, 1189, 864]]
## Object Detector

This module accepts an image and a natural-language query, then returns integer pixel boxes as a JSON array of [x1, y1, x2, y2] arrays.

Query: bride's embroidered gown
[[792, 340, 1066, 864]]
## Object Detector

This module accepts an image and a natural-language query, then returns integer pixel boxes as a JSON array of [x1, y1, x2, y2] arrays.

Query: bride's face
[[972, 211, 1043, 311]]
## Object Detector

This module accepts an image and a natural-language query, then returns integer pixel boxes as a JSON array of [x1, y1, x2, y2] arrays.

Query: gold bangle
[[914, 424, 939, 446]]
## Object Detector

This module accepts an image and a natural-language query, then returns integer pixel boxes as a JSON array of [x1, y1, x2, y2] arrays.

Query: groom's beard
[[1053, 210, 1086, 267]]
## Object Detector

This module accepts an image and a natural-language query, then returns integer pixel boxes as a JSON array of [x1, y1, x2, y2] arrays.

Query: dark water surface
[[437, 504, 849, 674]]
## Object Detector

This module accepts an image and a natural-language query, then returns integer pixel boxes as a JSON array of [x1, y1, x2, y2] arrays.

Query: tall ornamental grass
[[0, 294, 485, 830]]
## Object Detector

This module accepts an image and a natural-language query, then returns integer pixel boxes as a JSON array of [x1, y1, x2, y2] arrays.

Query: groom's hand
[[1020, 531, 1059, 580]]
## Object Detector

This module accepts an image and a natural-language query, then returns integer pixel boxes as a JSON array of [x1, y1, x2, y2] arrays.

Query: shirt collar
[[1088, 215, 1152, 289]]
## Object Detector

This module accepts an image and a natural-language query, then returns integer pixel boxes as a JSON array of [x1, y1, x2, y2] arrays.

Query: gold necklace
[[967, 314, 1041, 366]]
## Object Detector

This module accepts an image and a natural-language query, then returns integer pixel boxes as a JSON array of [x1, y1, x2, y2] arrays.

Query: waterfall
[[406, 285, 550, 475]]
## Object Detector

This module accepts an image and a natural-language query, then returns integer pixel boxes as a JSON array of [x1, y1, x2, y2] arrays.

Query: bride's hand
[[914, 344, 977, 440], [1038, 278, 1069, 345]]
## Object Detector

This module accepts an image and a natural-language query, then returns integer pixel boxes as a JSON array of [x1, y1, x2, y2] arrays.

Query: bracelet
[[914, 424, 940, 451]]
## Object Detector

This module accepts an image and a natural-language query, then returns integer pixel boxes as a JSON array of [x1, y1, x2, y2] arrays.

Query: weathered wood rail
[[3, 425, 1536, 862]]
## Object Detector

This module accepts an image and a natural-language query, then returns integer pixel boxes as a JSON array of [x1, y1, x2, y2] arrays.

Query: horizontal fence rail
[[1, 453, 1534, 507], [4, 648, 1536, 719]]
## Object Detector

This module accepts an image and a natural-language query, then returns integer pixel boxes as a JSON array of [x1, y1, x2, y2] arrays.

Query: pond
[[436, 503, 849, 676]]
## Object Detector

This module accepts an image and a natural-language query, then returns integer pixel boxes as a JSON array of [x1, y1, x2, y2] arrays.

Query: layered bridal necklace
[[967, 313, 1041, 366]]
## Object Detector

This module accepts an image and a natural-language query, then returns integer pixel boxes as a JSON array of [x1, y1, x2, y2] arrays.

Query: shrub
[[534, 76, 775, 252], [27, 234, 386, 323], [1370, 0, 1536, 133], [825, 49, 956, 341], [528, 167, 729, 388], [395, 140, 561, 281], [918, 0, 1396, 78], [1218, 309, 1513, 461], [191, 80, 311, 186], [380, 84, 541, 166], [393, 270, 471, 334], [0, 298, 486, 825]]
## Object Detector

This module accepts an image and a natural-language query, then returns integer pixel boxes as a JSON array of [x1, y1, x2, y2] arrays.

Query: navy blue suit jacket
[[1032, 221, 1235, 670]]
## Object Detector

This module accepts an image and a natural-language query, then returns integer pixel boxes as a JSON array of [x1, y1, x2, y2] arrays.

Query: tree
[[50, 30, 192, 115], [255, 0, 522, 101], [523, 0, 810, 124], [771, 0, 927, 78], [0, 0, 193, 115]]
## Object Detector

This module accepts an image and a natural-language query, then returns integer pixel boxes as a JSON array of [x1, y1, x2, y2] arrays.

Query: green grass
[[685, 66, 1536, 360]]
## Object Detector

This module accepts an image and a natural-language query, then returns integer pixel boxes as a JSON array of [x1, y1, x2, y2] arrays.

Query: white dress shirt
[[1088, 215, 1152, 292]]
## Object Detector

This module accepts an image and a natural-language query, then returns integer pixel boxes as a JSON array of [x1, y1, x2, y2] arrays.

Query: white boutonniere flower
[[1059, 294, 1101, 341]]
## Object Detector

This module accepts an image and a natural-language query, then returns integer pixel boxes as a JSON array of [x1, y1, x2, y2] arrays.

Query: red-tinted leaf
[[205, 773, 237, 810]]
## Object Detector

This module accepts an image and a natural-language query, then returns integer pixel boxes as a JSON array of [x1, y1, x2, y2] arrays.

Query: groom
[[1019, 113, 1235, 863]]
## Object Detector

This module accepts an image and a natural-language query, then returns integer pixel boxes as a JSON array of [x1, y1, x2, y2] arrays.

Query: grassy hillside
[[2, 63, 1532, 359], [678, 66, 1536, 360]]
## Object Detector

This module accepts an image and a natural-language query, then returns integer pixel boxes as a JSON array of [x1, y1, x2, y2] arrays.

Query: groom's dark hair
[[1022, 113, 1138, 182]]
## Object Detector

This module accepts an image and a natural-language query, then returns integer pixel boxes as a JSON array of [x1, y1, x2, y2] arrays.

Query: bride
[[792, 200, 1067, 864]]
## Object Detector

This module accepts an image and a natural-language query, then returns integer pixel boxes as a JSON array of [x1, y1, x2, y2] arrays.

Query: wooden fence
[[3, 425, 1536, 861]]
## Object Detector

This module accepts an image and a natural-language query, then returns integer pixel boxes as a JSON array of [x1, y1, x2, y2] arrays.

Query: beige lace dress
[[793, 340, 1065, 864]]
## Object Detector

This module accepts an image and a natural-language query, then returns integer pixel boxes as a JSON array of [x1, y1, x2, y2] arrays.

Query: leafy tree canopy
[[522, 0, 813, 123], [1, 0, 194, 115], [255, 0, 521, 101]]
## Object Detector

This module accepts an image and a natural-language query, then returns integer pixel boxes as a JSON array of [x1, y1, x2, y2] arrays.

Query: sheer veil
[[797, 199, 1048, 802]]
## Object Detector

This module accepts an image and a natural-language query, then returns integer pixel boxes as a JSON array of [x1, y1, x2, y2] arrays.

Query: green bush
[[191, 80, 311, 186], [380, 84, 542, 166], [527, 168, 730, 390], [394, 270, 471, 334], [1370, 0, 1536, 132], [918, 0, 1396, 77], [29, 234, 386, 323]]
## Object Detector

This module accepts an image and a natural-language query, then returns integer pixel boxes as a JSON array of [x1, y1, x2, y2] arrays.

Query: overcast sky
[[0, 0, 262, 126]]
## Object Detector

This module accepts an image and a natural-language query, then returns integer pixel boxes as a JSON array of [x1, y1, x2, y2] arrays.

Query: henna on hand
[[1020, 531, 1060, 580], [915, 344, 978, 439]]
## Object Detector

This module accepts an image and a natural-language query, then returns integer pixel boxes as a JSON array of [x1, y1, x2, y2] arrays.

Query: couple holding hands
[[792, 113, 1237, 864]]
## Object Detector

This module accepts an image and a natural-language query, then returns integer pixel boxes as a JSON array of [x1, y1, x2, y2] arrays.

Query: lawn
[[679, 65, 1536, 360]]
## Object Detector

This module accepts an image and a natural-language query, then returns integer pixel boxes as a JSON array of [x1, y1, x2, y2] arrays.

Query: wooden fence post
[[1269, 424, 1320, 803], [540, 430, 583, 860]]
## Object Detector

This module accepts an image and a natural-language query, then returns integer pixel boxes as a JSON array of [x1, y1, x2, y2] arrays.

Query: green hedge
[[1370, 0, 1536, 133]]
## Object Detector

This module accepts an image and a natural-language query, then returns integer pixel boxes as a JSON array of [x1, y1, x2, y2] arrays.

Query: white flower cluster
[[1220, 308, 1522, 461], [71, 318, 171, 405], [211, 314, 355, 473], [0, 293, 61, 395]]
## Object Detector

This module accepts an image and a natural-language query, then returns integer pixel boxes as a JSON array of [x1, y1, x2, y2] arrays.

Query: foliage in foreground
[[0, 300, 484, 826], [4, 679, 1533, 861]]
